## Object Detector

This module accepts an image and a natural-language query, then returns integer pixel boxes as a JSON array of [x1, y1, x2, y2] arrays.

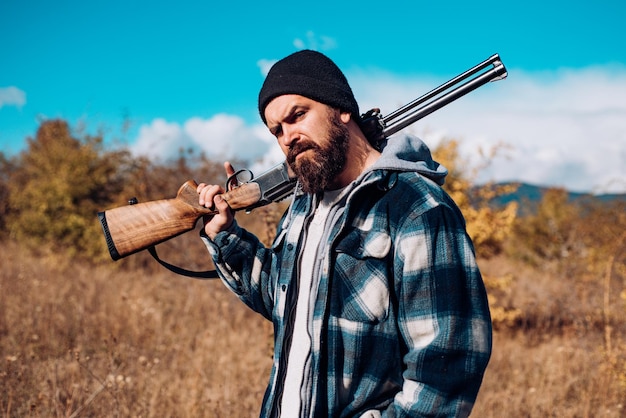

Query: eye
[[270, 125, 283, 138]]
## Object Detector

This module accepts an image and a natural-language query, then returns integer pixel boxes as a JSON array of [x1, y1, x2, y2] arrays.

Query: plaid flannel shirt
[[202, 135, 492, 418]]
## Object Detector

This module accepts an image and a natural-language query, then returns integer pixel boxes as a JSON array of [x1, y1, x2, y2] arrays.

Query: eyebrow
[[268, 104, 302, 135]]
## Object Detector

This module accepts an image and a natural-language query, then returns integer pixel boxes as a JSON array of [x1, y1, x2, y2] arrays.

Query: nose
[[281, 125, 299, 149]]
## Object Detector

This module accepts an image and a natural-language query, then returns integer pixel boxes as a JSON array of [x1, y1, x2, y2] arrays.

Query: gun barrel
[[382, 54, 507, 138]]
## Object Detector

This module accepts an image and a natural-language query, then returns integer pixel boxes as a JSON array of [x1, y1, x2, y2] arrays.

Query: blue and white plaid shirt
[[202, 135, 492, 417]]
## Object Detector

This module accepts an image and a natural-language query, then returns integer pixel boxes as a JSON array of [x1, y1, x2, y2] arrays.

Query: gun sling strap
[[147, 246, 220, 279]]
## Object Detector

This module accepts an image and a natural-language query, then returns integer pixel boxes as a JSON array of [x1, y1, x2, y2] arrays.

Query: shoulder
[[376, 171, 466, 226], [387, 171, 449, 208]]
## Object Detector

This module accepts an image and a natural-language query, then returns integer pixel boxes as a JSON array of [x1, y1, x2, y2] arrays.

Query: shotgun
[[98, 160, 295, 260], [98, 53, 507, 261]]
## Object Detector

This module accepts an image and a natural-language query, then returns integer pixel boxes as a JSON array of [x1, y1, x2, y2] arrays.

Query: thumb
[[214, 194, 231, 212], [224, 161, 236, 177]]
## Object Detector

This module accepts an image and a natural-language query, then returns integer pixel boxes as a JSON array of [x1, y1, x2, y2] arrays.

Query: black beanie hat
[[258, 50, 360, 124]]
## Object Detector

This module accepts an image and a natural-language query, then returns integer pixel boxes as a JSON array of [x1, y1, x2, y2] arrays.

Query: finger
[[224, 161, 236, 177], [197, 183, 210, 205], [199, 184, 222, 208]]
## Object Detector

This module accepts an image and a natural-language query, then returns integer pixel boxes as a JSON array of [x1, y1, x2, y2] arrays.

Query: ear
[[340, 111, 352, 124]]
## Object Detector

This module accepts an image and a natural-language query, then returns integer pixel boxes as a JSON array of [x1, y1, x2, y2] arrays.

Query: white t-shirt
[[280, 187, 348, 417]]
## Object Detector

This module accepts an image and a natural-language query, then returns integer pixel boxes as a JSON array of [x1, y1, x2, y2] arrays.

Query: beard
[[286, 111, 350, 195]]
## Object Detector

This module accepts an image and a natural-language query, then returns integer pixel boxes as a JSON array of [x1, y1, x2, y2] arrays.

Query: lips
[[295, 148, 313, 160], [288, 143, 317, 165]]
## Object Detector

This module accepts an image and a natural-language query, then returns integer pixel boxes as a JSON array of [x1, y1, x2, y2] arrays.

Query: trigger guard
[[226, 169, 254, 191]]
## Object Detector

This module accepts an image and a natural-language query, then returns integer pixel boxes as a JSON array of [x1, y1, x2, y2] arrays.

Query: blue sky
[[1, 0, 625, 193]]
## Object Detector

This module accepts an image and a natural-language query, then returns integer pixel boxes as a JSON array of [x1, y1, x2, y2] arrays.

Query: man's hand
[[197, 161, 236, 240]]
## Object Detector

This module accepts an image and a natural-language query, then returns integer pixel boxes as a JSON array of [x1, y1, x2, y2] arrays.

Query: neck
[[329, 123, 381, 190]]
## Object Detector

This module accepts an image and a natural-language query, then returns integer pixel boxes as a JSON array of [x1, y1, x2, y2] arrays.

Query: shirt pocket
[[331, 228, 392, 323]]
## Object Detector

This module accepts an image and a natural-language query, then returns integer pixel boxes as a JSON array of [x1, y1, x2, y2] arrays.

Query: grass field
[[1, 237, 625, 417]]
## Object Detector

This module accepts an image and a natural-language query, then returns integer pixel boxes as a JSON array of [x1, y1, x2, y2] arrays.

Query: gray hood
[[368, 134, 448, 186]]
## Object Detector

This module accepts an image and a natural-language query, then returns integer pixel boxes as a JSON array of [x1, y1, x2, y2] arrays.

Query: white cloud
[[257, 59, 277, 77], [293, 30, 337, 52], [132, 114, 282, 177], [131, 64, 626, 194], [132, 119, 191, 159], [349, 64, 626, 194], [183, 113, 272, 162], [0, 86, 26, 109], [131, 118, 191, 160], [257, 32, 338, 78]]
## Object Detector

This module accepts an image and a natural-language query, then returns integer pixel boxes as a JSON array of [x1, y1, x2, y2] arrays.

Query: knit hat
[[258, 50, 360, 123]]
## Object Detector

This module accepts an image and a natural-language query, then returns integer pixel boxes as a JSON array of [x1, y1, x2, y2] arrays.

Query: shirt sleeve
[[200, 221, 276, 320], [386, 204, 492, 417]]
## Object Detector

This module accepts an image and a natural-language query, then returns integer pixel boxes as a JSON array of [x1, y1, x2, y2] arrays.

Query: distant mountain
[[482, 182, 626, 213]]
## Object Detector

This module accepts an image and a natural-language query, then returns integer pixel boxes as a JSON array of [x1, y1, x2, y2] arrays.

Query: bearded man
[[197, 50, 492, 418]]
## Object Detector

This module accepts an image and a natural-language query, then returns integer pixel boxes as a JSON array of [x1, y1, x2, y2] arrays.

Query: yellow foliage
[[432, 139, 518, 258], [465, 202, 518, 257], [483, 272, 514, 291], [483, 273, 523, 329], [489, 305, 523, 329]]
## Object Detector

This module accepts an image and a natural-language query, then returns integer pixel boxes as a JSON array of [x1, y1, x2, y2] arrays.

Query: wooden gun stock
[[98, 179, 264, 260]]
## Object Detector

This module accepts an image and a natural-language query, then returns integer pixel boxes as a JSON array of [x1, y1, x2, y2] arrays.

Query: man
[[197, 50, 492, 417]]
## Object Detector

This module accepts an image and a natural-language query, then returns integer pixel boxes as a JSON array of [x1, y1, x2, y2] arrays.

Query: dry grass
[[474, 255, 626, 417], [474, 333, 624, 417], [0, 240, 272, 417], [1, 238, 625, 417]]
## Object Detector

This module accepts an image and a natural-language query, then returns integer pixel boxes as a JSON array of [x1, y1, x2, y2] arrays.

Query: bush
[[433, 139, 518, 258]]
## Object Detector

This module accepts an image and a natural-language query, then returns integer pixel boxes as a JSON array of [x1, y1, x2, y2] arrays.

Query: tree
[[512, 188, 580, 263], [7, 119, 131, 260], [0, 152, 16, 237]]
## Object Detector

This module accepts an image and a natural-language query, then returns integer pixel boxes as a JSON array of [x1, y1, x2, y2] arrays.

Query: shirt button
[[287, 243, 294, 251]]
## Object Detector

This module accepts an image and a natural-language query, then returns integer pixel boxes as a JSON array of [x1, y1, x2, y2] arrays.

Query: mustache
[[287, 141, 320, 165]]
